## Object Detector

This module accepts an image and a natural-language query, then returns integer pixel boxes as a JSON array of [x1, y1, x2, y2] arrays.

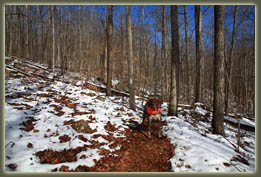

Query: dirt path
[[113, 123, 175, 172], [56, 121, 175, 172]]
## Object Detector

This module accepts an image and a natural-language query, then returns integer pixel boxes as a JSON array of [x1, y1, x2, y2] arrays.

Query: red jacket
[[147, 107, 162, 115]]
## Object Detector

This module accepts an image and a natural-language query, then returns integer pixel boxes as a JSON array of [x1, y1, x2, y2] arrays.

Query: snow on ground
[[5, 58, 255, 172], [161, 103, 255, 172], [5, 78, 139, 172], [224, 116, 255, 128]]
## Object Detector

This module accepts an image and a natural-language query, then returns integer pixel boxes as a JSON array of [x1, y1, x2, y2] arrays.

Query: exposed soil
[[19, 117, 38, 132], [108, 123, 175, 172], [35, 146, 89, 164], [46, 121, 175, 172]]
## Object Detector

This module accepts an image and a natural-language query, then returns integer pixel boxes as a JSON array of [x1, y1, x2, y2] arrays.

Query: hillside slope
[[5, 57, 255, 172]]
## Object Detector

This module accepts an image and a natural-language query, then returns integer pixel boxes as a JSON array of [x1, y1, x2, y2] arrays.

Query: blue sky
[[11, 5, 254, 49]]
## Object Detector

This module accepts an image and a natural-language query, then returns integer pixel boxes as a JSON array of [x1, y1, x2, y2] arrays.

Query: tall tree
[[162, 5, 168, 101], [168, 5, 179, 116], [56, 7, 59, 68], [106, 5, 113, 96], [212, 5, 225, 135], [16, 6, 22, 58], [100, 6, 107, 84], [184, 5, 190, 104], [225, 5, 239, 115], [153, 18, 158, 96], [78, 6, 84, 88], [8, 6, 13, 56], [251, 7, 255, 116], [21, 6, 25, 58], [126, 5, 136, 111], [25, 5, 29, 59], [52, 5, 55, 72], [194, 5, 202, 103], [119, 9, 125, 102], [48, 6, 52, 69], [38, 6, 47, 64], [142, 6, 148, 99]]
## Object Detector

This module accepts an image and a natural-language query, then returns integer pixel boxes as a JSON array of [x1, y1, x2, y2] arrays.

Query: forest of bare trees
[[5, 5, 255, 129]]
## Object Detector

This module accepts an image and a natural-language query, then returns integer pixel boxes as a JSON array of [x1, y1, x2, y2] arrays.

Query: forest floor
[[4, 57, 255, 172]]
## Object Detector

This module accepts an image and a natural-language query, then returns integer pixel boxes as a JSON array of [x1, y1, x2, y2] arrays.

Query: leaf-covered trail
[[52, 121, 175, 172], [86, 122, 175, 172], [112, 129, 175, 172]]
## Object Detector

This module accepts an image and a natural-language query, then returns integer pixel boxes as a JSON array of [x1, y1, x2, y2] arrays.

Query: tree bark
[[194, 5, 202, 103], [162, 5, 168, 101], [142, 6, 148, 99], [153, 21, 157, 97], [168, 5, 179, 116], [78, 6, 84, 89], [120, 10, 125, 103], [17, 6, 22, 58], [39, 6, 45, 64], [106, 6, 113, 96], [21, 6, 25, 58], [57, 6, 61, 70], [52, 6, 55, 72], [9, 6, 13, 56], [48, 6, 52, 69], [212, 5, 225, 136], [126, 5, 136, 111], [102, 7, 107, 84], [184, 5, 190, 104], [25, 5, 29, 59]]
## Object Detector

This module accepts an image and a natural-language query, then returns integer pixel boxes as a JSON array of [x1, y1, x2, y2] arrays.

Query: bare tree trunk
[[9, 6, 13, 56], [106, 5, 113, 96], [212, 5, 225, 136], [153, 23, 157, 97], [47, 6, 52, 69], [162, 5, 168, 101], [52, 6, 55, 73], [61, 7, 67, 76], [168, 5, 179, 116], [102, 7, 107, 84], [194, 5, 202, 103], [244, 54, 248, 113], [126, 5, 136, 111], [16, 6, 22, 58], [88, 11, 93, 83], [20, 6, 25, 58], [104, 45, 107, 83], [78, 6, 83, 89], [142, 6, 148, 99], [39, 6, 45, 64], [25, 5, 29, 59], [225, 5, 239, 115], [120, 11, 125, 103], [184, 5, 190, 104], [13, 6, 17, 57], [57, 6, 61, 71]]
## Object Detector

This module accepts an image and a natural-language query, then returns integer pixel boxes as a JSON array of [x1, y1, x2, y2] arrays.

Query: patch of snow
[[195, 106, 208, 116]]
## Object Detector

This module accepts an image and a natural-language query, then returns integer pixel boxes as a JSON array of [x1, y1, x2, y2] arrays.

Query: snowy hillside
[[5, 57, 255, 172]]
